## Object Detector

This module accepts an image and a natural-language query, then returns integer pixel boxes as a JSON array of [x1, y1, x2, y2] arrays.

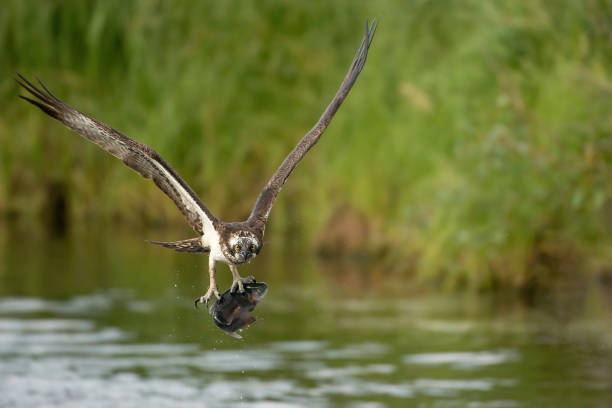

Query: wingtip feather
[[18, 94, 58, 117], [16, 73, 63, 107], [34, 74, 62, 102]]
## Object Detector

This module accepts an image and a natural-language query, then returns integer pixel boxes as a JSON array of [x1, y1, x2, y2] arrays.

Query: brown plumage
[[248, 20, 377, 230], [17, 20, 377, 305], [146, 237, 211, 253], [17, 74, 219, 240]]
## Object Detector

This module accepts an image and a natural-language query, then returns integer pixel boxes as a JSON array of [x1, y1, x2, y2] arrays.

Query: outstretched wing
[[247, 20, 377, 229], [16, 75, 219, 237]]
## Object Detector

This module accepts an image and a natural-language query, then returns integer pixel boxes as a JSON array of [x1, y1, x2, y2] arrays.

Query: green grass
[[1, 0, 612, 290]]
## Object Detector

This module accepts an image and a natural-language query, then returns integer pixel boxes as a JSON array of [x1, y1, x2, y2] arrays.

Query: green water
[[1, 226, 611, 407]]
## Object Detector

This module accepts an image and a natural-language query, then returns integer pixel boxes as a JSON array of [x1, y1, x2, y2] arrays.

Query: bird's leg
[[195, 259, 220, 308], [229, 264, 245, 293]]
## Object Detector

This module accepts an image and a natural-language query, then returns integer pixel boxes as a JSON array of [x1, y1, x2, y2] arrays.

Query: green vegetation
[[1, 0, 611, 290]]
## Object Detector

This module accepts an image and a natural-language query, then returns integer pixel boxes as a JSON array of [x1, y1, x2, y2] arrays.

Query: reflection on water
[[402, 350, 519, 369], [1, 227, 612, 407]]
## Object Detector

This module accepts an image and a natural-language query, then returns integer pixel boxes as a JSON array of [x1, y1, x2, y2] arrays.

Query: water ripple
[[0, 318, 94, 331], [305, 363, 395, 379], [403, 350, 519, 369]]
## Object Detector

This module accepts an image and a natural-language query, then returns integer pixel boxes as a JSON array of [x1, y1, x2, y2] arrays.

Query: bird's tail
[[146, 237, 209, 253]]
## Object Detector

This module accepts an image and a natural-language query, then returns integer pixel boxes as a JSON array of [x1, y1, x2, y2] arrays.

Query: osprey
[[17, 21, 377, 307]]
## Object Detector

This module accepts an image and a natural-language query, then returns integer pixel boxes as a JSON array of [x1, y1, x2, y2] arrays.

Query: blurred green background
[[1, 0, 612, 291]]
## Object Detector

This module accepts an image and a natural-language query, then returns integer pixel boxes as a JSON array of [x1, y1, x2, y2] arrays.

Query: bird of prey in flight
[[17, 21, 377, 307]]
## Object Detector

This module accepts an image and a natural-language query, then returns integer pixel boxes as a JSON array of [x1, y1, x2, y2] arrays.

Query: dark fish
[[209, 276, 268, 339]]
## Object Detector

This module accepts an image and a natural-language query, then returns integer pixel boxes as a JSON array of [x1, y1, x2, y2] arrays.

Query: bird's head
[[224, 232, 261, 264]]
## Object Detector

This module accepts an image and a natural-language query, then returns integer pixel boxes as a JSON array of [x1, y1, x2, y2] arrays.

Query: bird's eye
[[234, 244, 241, 252], [250, 244, 256, 252]]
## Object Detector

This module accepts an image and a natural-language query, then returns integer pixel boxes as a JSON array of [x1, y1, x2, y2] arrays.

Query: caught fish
[[209, 276, 268, 339]]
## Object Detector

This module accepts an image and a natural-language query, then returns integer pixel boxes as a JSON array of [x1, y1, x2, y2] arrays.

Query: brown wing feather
[[147, 237, 210, 253], [16, 74, 218, 236], [247, 20, 377, 229]]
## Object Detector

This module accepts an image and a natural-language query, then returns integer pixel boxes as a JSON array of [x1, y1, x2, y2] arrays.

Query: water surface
[[1, 226, 611, 407]]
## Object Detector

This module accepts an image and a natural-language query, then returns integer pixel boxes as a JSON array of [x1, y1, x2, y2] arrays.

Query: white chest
[[209, 240, 227, 263], [203, 228, 229, 264]]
